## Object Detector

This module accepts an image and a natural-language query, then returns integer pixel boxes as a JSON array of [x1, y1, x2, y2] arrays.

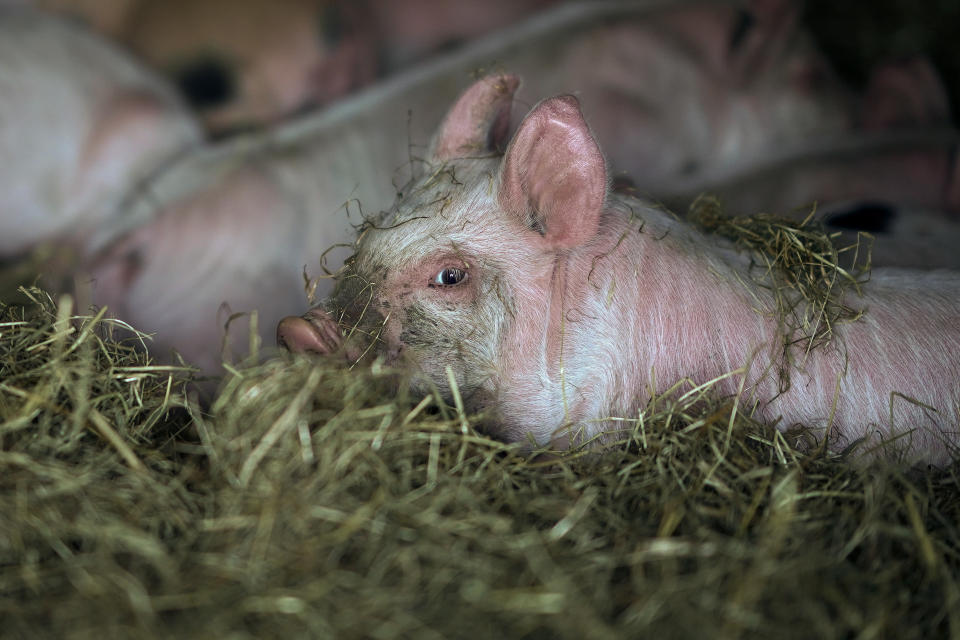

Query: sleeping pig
[[0, 6, 201, 259], [278, 75, 960, 464]]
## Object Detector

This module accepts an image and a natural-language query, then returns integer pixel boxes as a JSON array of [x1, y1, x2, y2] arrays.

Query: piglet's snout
[[277, 308, 342, 355]]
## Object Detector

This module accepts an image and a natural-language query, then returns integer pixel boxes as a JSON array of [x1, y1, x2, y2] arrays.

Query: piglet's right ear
[[429, 74, 520, 160]]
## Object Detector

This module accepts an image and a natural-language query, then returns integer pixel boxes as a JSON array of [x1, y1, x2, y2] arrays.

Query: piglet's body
[[281, 75, 960, 464]]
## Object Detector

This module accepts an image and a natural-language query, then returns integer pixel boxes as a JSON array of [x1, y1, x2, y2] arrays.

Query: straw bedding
[[1, 281, 957, 639]]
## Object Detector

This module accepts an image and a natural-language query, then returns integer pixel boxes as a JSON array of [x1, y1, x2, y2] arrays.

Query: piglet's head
[[279, 74, 608, 434]]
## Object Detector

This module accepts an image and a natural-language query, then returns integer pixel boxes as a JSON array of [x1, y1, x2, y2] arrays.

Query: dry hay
[[687, 194, 871, 376], [1, 283, 958, 640]]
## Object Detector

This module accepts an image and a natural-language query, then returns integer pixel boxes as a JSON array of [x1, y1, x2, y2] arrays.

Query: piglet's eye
[[434, 267, 467, 286]]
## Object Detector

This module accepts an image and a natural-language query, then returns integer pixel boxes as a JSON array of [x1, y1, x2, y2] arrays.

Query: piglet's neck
[[565, 198, 960, 461], [555, 198, 781, 426]]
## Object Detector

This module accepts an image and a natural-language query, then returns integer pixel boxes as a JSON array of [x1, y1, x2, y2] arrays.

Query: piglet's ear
[[430, 74, 520, 160], [498, 96, 606, 250]]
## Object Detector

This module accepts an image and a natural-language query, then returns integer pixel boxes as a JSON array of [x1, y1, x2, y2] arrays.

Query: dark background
[[805, 0, 960, 122]]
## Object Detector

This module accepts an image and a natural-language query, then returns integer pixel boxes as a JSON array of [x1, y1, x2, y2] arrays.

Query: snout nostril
[[277, 311, 347, 357], [277, 315, 329, 355]]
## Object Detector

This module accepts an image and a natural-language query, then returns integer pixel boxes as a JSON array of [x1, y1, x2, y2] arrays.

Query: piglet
[[36, 0, 555, 133], [0, 7, 201, 258], [116, 0, 376, 132], [279, 75, 960, 464]]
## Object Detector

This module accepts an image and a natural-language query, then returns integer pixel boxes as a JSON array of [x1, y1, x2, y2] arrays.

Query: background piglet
[[117, 0, 377, 133], [653, 130, 960, 269], [24, 0, 558, 133], [820, 201, 960, 270], [281, 76, 960, 464], [15, 0, 375, 132], [26, 0, 137, 36], [368, 0, 559, 70], [0, 7, 202, 259]]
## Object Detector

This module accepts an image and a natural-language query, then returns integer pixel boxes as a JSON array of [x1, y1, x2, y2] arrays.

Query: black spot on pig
[[825, 202, 896, 233], [174, 56, 237, 110]]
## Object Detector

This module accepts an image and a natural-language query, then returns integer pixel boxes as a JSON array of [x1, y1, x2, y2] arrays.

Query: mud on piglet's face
[[329, 160, 527, 403]]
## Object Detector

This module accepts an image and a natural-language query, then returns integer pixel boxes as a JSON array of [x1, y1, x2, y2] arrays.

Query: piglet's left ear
[[498, 95, 606, 250], [430, 74, 520, 160]]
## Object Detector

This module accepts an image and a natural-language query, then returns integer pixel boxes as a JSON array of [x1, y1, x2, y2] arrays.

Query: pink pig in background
[[0, 6, 202, 258], [22, 0, 557, 133], [279, 76, 960, 464]]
